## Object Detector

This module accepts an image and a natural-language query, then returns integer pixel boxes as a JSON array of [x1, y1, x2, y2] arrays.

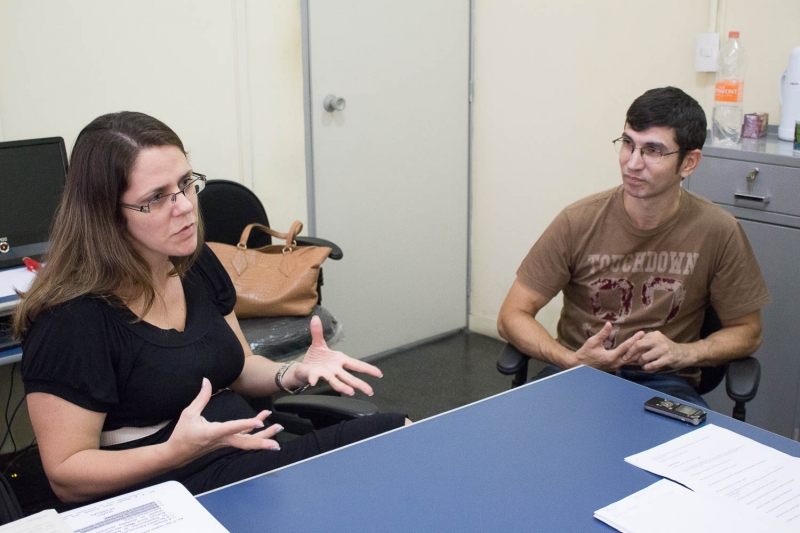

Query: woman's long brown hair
[[13, 112, 204, 339]]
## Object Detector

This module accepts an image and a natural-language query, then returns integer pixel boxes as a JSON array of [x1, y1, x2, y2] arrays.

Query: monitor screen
[[0, 137, 68, 270]]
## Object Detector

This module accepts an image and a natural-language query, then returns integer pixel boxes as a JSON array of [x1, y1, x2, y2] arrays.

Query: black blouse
[[21, 245, 245, 431]]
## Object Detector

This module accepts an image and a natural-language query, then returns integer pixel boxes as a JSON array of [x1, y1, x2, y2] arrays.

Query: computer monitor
[[0, 137, 68, 270]]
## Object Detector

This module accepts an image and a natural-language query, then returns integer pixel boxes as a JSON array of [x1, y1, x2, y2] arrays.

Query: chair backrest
[[198, 180, 272, 248]]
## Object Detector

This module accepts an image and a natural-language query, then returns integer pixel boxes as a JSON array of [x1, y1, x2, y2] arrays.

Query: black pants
[[181, 412, 406, 494], [107, 392, 406, 497]]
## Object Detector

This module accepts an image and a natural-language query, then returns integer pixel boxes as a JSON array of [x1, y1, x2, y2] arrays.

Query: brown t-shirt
[[517, 186, 770, 355]]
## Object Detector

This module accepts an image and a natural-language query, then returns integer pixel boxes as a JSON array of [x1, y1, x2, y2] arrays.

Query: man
[[497, 87, 770, 406]]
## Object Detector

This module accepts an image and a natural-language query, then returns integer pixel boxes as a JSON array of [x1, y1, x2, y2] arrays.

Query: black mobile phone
[[644, 397, 706, 426]]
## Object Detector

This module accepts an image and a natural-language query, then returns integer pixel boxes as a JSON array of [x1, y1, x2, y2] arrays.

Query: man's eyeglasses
[[612, 137, 680, 165], [121, 173, 206, 214]]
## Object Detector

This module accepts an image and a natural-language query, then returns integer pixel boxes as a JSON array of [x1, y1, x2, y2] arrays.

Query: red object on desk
[[23, 257, 42, 272]]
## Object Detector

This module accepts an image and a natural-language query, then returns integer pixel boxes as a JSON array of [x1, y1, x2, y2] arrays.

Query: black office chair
[[496, 307, 761, 422], [198, 179, 376, 433], [0, 474, 23, 526]]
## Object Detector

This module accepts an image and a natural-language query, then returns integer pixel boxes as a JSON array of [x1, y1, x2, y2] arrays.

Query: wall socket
[[696, 33, 719, 72]]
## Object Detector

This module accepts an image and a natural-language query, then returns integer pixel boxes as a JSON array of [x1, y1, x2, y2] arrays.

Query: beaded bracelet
[[275, 361, 310, 395]]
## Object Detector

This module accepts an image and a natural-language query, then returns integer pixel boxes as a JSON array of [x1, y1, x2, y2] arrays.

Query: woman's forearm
[[45, 442, 181, 503], [231, 355, 308, 397], [31, 383, 274, 504]]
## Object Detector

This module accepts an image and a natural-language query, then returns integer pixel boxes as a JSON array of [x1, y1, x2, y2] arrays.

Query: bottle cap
[[728, 31, 740, 38]]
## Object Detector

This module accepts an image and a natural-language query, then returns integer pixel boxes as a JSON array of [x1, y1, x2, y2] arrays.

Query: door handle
[[323, 95, 346, 112]]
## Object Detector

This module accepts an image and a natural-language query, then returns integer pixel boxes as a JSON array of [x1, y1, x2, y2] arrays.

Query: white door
[[305, 0, 470, 358]]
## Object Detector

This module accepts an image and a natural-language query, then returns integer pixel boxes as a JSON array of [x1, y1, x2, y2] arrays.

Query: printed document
[[595, 478, 794, 533], [625, 424, 800, 527], [60, 481, 229, 533]]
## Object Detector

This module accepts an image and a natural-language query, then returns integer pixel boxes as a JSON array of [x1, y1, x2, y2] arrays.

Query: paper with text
[[0, 509, 71, 533], [625, 424, 800, 526], [60, 481, 228, 533], [595, 479, 794, 533]]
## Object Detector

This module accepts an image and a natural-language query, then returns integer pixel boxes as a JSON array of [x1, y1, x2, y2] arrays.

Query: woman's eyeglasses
[[121, 173, 206, 214]]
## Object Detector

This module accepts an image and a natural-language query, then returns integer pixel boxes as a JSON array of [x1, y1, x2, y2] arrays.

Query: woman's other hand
[[166, 378, 283, 464], [292, 315, 383, 396]]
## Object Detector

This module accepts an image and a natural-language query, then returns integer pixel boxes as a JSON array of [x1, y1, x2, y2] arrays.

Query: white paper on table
[[60, 481, 229, 533], [625, 424, 800, 526], [0, 509, 72, 533], [594, 478, 794, 533], [0, 266, 35, 299]]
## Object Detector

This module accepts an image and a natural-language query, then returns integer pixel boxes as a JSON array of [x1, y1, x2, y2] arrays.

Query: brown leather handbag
[[207, 221, 331, 318]]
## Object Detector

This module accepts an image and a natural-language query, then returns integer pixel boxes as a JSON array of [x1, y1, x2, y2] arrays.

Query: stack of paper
[[0, 482, 227, 533], [60, 481, 229, 533], [596, 424, 800, 533], [595, 478, 787, 533]]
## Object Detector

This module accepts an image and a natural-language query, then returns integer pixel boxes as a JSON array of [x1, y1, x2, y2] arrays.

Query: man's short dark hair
[[626, 87, 707, 163]]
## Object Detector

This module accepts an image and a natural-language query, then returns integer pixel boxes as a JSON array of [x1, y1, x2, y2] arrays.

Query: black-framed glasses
[[612, 137, 680, 165], [121, 172, 206, 214]]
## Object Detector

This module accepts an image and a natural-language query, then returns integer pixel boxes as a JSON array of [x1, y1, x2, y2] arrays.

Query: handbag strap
[[237, 221, 304, 250]]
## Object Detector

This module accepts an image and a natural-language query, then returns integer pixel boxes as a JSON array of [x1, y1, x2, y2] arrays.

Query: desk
[[197, 366, 800, 532], [0, 294, 21, 365], [0, 346, 21, 365], [1, 266, 28, 364]]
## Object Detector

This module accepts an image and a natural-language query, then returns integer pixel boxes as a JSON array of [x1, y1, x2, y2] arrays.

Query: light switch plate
[[696, 33, 719, 72]]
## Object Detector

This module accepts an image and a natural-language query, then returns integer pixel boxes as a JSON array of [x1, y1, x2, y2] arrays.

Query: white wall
[[469, 0, 800, 339], [0, 0, 240, 182], [243, 0, 307, 229], [0, 0, 307, 231]]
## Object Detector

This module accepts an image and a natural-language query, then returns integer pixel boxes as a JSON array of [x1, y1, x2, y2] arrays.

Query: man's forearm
[[497, 311, 574, 369], [684, 320, 762, 368], [634, 310, 762, 373]]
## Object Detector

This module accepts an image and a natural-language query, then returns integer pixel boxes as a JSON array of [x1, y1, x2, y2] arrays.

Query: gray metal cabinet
[[684, 132, 800, 440]]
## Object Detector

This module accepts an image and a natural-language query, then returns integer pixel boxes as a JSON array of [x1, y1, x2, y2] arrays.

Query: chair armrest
[[496, 343, 528, 375], [296, 236, 343, 260], [273, 395, 378, 428], [725, 357, 761, 403]]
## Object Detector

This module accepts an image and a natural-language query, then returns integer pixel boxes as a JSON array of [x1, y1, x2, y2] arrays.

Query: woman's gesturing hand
[[166, 378, 283, 465], [292, 315, 383, 396]]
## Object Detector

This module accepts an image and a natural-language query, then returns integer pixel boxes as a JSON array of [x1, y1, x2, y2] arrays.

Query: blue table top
[[197, 366, 800, 532]]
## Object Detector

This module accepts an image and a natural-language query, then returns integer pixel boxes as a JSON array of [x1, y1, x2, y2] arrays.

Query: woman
[[13, 111, 407, 504]]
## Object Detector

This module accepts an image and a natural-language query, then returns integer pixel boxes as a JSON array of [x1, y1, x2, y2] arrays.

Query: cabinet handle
[[734, 193, 771, 203]]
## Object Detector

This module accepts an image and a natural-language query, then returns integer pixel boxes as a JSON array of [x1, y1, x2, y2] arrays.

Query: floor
[[358, 330, 545, 421]]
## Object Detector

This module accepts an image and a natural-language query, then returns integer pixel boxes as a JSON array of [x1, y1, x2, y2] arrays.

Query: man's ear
[[679, 149, 702, 178]]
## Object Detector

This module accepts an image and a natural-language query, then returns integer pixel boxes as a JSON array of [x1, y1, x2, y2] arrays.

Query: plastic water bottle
[[712, 31, 747, 146]]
